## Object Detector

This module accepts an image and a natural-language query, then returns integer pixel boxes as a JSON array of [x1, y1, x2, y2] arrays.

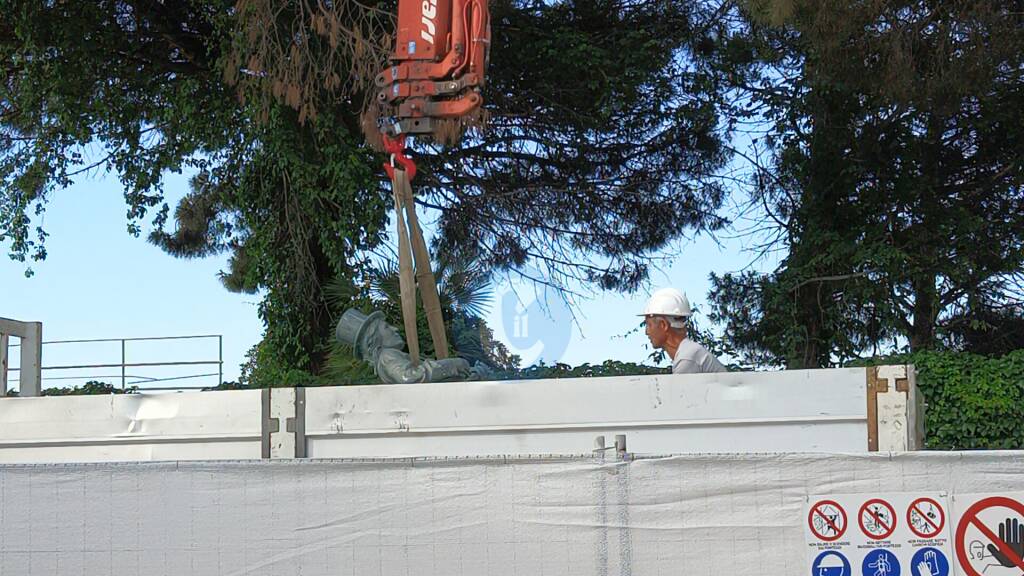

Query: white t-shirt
[[672, 338, 727, 374]]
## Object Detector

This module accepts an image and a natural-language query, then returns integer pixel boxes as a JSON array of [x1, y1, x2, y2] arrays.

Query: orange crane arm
[[374, 0, 490, 137]]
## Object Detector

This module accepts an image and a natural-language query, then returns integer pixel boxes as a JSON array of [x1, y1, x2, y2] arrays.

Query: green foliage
[[40, 381, 138, 396], [0, 1, 238, 271], [913, 350, 1024, 450], [236, 339, 366, 388], [853, 350, 1024, 450], [710, 1, 1024, 368], [505, 360, 668, 380], [357, 253, 500, 360], [319, 342, 381, 386], [310, 251, 521, 386], [228, 107, 386, 374], [434, 0, 732, 291], [1, 0, 735, 377]]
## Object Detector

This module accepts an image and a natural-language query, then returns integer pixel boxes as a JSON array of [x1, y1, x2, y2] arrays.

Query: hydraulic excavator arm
[[370, 0, 490, 367], [375, 0, 490, 137]]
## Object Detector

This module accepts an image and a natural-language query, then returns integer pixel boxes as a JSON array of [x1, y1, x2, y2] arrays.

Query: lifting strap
[[389, 167, 450, 363]]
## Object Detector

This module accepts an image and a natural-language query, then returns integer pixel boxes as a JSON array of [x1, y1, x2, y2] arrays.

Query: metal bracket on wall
[[593, 434, 631, 461], [262, 388, 307, 458]]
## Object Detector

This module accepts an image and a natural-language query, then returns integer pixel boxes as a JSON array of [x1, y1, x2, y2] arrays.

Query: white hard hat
[[639, 288, 692, 317], [816, 551, 846, 576]]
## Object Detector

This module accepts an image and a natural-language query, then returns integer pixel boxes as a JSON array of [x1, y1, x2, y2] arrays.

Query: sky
[[1, 166, 778, 392]]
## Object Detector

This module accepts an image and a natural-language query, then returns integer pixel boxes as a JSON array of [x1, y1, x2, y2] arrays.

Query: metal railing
[[6, 334, 224, 392]]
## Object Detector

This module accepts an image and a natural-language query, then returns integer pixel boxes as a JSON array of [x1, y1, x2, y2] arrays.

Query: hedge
[[908, 350, 1024, 450]]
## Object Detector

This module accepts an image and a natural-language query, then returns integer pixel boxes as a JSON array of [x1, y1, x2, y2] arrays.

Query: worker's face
[[644, 316, 669, 349]]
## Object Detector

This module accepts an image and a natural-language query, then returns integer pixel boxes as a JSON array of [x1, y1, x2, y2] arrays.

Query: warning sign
[[809, 500, 848, 542], [811, 550, 850, 576], [805, 493, 952, 576], [911, 547, 949, 576], [860, 499, 897, 540], [862, 548, 900, 576], [908, 497, 945, 540], [953, 494, 1024, 576]]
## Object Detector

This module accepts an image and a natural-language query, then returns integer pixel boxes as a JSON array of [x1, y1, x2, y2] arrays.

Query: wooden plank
[[866, 366, 880, 451]]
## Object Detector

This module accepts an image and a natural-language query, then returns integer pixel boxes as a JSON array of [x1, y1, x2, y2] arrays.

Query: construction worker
[[640, 288, 727, 374]]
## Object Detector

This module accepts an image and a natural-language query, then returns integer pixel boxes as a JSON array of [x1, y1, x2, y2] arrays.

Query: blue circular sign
[[813, 550, 851, 576], [862, 549, 901, 576], [910, 547, 948, 576], [497, 280, 572, 366]]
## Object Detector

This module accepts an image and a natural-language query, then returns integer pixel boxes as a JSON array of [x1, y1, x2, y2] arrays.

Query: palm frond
[[371, 249, 494, 318], [368, 260, 402, 304], [324, 274, 363, 310]]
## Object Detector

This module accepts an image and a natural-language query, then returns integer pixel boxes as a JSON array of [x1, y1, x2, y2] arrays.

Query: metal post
[[121, 339, 126, 391], [218, 335, 223, 386], [0, 332, 9, 396], [19, 322, 42, 397]]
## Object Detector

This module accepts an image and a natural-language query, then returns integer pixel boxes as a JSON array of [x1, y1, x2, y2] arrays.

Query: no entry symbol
[[860, 498, 897, 540], [908, 497, 946, 539], [809, 499, 848, 542], [955, 496, 1024, 576]]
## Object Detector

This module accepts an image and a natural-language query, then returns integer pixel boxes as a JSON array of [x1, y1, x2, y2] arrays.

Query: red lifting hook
[[382, 134, 417, 181]]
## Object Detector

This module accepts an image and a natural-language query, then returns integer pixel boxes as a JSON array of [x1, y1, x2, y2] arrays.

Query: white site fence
[[3, 363, 1020, 576], [0, 452, 1020, 575]]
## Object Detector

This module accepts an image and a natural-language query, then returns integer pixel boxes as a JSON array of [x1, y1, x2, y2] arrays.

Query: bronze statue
[[336, 309, 477, 383]]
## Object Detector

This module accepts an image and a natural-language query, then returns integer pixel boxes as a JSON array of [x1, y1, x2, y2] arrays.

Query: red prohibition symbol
[[809, 499, 848, 542], [859, 498, 897, 540], [907, 497, 946, 539], [955, 496, 1024, 576]]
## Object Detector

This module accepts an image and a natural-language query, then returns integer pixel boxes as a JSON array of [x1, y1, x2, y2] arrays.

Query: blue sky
[[2, 166, 777, 391]]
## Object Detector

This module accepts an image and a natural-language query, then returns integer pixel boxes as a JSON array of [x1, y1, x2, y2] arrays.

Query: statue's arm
[[375, 349, 471, 383]]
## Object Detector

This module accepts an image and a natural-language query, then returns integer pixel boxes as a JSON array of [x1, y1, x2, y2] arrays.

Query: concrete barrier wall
[[0, 365, 919, 463]]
